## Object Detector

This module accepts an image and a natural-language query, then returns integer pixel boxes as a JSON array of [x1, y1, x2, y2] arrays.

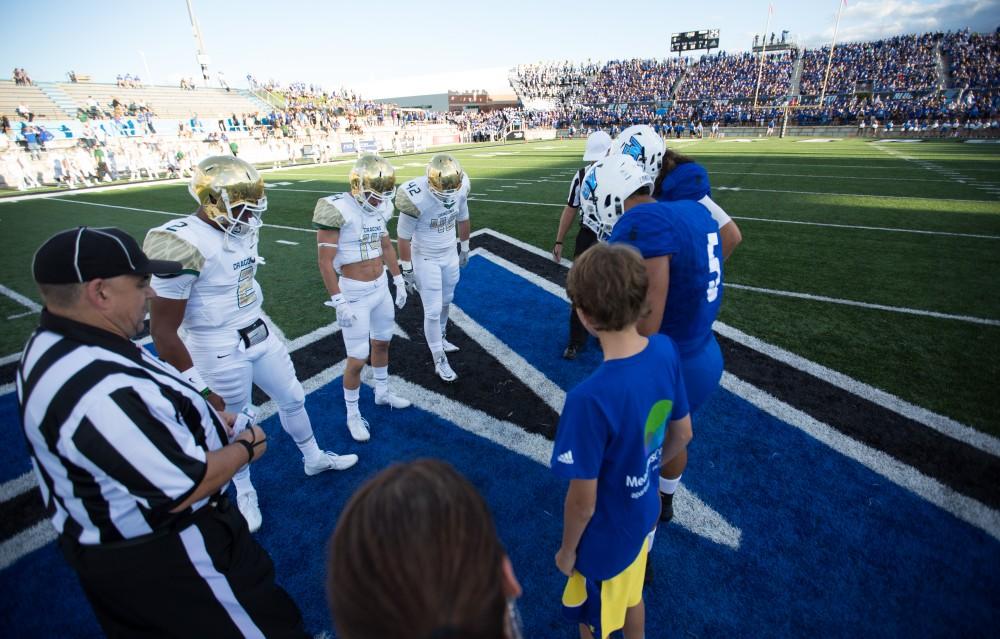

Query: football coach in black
[[17, 226, 308, 638]]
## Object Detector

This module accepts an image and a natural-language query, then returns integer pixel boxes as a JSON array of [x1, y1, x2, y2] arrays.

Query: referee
[[552, 130, 612, 359], [17, 227, 308, 638]]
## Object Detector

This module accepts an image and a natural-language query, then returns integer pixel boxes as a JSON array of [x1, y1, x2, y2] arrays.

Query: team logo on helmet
[[621, 136, 646, 164]]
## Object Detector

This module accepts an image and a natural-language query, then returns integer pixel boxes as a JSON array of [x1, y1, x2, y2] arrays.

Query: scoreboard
[[670, 29, 720, 53]]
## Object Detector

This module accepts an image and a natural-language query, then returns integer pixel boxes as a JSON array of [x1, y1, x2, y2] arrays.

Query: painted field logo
[[644, 399, 671, 454]]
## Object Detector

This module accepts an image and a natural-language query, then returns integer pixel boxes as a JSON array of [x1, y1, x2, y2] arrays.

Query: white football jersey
[[394, 175, 471, 255], [143, 215, 263, 333], [312, 193, 388, 271]]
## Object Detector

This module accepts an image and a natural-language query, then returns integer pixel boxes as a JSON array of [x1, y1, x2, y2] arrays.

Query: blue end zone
[[2, 252, 998, 637]]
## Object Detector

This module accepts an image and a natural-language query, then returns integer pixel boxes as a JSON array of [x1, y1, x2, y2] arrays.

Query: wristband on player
[[393, 273, 405, 286], [181, 366, 210, 396], [331, 293, 346, 307], [460, 240, 470, 252], [399, 260, 412, 272]]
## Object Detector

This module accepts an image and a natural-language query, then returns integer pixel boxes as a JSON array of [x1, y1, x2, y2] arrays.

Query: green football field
[[2, 137, 999, 435]]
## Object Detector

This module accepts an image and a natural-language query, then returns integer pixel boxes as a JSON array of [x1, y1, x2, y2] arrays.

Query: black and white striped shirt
[[17, 310, 227, 545], [566, 166, 587, 209]]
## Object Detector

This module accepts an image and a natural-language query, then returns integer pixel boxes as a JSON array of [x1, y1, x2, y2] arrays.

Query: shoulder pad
[[143, 229, 205, 274], [394, 185, 421, 218], [313, 195, 347, 229]]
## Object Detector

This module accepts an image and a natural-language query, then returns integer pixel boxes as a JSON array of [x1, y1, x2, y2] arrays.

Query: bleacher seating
[[0, 81, 69, 120], [57, 83, 261, 120]]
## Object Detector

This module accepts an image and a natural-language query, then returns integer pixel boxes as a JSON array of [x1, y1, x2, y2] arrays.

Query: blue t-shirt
[[551, 334, 689, 580], [609, 200, 722, 356], [657, 161, 711, 202]]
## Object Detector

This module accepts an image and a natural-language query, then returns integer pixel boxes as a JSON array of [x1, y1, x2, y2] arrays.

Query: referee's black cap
[[33, 226, 182, 284]]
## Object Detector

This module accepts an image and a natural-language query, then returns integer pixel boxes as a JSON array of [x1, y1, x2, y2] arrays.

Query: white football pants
[[413, 249, 460, 355], [338, 272, 396, 360], [188, 323, 314, 485]]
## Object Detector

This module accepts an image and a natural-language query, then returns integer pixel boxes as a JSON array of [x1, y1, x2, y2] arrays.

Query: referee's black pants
[[567, 223, 599, 348], [59, 498, 308, 639]]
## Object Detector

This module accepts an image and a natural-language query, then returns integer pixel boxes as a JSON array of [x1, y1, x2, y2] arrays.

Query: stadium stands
[[942, 29, 1000, 90], [57, 82, 261, 120], [506, 29, 998, 134], [675, 51, 793, 102], [0, 81, 70, 121]]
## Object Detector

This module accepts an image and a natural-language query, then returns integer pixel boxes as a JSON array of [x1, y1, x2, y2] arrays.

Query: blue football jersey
[[657, 161, 712, 202], [609, 200, 722, 355]]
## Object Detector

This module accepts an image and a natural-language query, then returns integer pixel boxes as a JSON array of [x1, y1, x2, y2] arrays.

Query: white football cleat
[[434, 353, 458, 382], [236, 489, 262, 533], [375, 392, 412, 409], [304, 451, 359, 475], [441, 336, 460, 353], [346, 414, 370, 442]]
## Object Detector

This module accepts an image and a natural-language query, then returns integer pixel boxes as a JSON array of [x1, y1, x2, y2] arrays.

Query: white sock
[[425, 315, 442, 354], [233, 467, 254, 494], [659, 474, 682, 495], [344, 385, 360, 417], [373, 366, 389, 397], [440, 303, 451, 338], [296, 434, 323, 463]]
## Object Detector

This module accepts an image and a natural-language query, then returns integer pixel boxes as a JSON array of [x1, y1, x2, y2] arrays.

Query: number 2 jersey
[[143, 216, 263, 333], [393, 174, 471, 256], [311, 192, 389, 271], [608, 200, 723, 356]]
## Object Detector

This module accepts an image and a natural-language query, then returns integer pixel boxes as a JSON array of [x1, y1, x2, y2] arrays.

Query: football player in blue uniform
[[654, 149, 742, 260], [580, 154, 724, 524]]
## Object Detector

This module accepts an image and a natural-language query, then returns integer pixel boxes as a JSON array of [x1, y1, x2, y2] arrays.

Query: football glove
[[325, 293, 357, 328], [459, 240, 470, 268], [400, 261, 419, 295], [393, 274, 407, 309]]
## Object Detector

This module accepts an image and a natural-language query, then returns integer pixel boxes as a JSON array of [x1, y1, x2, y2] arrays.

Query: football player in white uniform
[[393, 154, 471, 382], [144, 156, 358, 533], [314, 153, 411, 443]]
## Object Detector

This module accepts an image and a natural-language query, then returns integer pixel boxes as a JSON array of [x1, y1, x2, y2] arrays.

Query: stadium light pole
[[818, 0, 846, 108], [185, 0, 211, 87]]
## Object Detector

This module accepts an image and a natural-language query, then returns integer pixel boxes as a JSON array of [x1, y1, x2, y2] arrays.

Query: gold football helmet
[[426, 154, 464, 205], [349, 153, 396, 214], [189, 156, 267, 238]]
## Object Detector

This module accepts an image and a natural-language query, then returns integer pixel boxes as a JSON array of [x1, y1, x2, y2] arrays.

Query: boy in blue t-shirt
[[552, 243, 693, 639]]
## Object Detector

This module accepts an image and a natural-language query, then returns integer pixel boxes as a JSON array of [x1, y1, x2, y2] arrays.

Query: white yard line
[[0, 285, 42, 320], [730, 216, 1000, 240], [726, 283, 1000, 326]]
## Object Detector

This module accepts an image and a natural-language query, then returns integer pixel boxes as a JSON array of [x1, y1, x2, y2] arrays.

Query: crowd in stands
[[12, 68, 33, 86], [942, 29, 1000, 90], [582, 58, 687, 104], [799, 33, 940, 96], [509, 60, 598, 104], [676, 51, 793, 102]]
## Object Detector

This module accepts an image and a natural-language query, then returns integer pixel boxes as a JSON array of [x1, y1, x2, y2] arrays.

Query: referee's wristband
[[235, 440, 255, 465]]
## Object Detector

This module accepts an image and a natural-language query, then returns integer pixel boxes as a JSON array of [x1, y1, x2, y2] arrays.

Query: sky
[[3, 0, 998, 99]]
